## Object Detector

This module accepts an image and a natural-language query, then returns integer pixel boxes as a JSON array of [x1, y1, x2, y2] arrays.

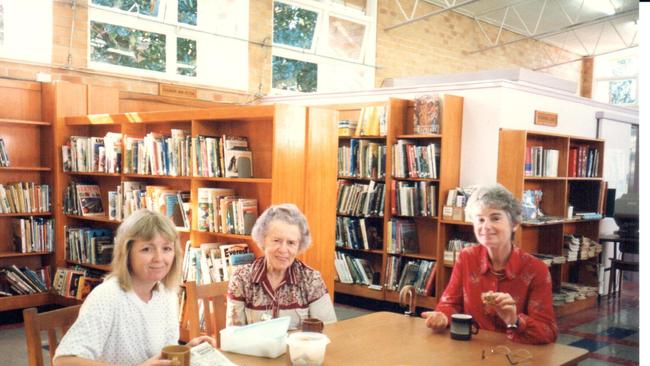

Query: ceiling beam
[[385, 0, 480, 31], [468, 8, 638, 54], [533, 44, 638, 70]]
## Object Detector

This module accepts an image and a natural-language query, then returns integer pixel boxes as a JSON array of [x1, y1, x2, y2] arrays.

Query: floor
[[0, 282, 638, 366]]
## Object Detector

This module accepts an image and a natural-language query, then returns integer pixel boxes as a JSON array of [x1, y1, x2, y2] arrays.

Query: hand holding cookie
[[481, 291, 517, 325]]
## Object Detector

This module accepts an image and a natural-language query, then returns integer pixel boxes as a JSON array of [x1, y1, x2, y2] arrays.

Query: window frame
[[87, 0, 250, 91], [271, 0, 376, 94]]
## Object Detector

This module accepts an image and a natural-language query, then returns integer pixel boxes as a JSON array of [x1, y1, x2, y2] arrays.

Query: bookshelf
[[334, 96, 464, 310], [497, 129, 605, 317], [45, 81, 338, 340], [0, 80, 56, 311]]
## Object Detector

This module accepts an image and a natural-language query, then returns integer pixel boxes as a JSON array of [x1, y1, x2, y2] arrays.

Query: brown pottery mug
[[161, 345, 190, 366], [301, 318, 324, 333]]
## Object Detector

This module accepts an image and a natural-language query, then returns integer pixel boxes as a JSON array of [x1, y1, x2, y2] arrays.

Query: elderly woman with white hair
[[226, 203, 337, 329], [421, 184, 557, 344]]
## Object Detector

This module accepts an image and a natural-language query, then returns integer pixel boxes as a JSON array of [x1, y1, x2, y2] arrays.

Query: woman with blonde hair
[[55, 209, 213, 366]]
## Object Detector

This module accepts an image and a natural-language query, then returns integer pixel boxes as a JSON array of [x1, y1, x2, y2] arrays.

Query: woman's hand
[[187, 335, 217, 348], [421, 311, 448, 332], [138, 354, 173, 366], [486, 292, 517, 326]]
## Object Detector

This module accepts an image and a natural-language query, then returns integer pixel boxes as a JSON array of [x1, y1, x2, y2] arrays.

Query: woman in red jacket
[[422, 184, 557, 344]]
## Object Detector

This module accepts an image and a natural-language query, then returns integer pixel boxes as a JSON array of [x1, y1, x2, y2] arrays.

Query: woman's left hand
[[186, 335, 217, 348], [487, 292, 518, 326]]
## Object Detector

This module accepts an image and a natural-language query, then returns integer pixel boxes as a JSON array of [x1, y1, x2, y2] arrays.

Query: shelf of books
[[44, 82, 335, 340], [497, 129, 605, 316], [334, 95, 464, 310], [0, 80, 56, 311]]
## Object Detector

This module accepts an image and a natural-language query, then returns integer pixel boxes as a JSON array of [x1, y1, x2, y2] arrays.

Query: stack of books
[[564, 235, 580, 262], [0, 265, 49, 296], [337, 119, 358, 137]]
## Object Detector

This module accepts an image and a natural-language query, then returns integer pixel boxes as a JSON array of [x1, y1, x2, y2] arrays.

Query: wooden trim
[[65, 105, 276, 125], [0, 251, 53, 258], [0, 166, 51, 172], [0, 118, 50, 126]]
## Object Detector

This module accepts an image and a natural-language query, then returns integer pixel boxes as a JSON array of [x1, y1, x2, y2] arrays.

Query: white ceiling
[[420, 0, 639, 58]]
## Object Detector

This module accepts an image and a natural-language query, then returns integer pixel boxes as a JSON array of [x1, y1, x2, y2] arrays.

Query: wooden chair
[[23, 305, 82, 366], [185, 281, 228, 347]]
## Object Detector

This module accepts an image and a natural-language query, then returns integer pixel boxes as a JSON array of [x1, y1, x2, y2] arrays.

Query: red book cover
[[423, 261, 438, 296], [568, 148, 578, 177]]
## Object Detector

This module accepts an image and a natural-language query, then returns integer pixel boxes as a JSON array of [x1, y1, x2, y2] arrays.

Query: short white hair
[[251, 203, 312, 251]]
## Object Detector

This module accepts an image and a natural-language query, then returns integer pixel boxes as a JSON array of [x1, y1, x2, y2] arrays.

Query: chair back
[[185, 281, 228, 347], [23, 305, 81, 366]]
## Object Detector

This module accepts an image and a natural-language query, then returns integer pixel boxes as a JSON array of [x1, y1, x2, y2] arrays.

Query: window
[[88, 0, 249, 90], [90, 21, 166, 72], [0, 0, 52, 64], [592, 50, 638, 107], [271, 0, 376, 94]]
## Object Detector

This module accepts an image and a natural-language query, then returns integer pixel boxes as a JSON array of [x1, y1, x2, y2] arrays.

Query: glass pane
[[90, 21, 166, 72], [178, 0, 197, 25], [273, 2, 318, 49], [331, 0, 368, 14], [177, 37, 197, 76], [0, 4, 4, 45], [92, 0, 160, 17], [611, 57, 637, 77], [328, 16, 365, 60], [272, 56, 317, 92], [608, 79, 637, 105]]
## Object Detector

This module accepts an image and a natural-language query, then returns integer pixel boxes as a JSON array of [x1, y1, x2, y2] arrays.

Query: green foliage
[[272, 56, 317, 92], [609, 80, 636, 105], [92, 0, 160, 16], [273, 2, 318, 49], [177, 38, 197, 76], [90, 21, 166, 72], [178, 0, 197, 25]]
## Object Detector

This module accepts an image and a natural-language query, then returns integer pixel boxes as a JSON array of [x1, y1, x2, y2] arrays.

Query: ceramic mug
[[450, 314, 479, 341], [301, 318, 324, 333], [162, 345, 190, 366]]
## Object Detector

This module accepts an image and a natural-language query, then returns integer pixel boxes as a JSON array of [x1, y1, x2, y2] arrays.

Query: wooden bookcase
[[497, 129, 605, 317], [0, 80, 57, 312], [43, 81, 338, 339], [334, 95, 464, 309]]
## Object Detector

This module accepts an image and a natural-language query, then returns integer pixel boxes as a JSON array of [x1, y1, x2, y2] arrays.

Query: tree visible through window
[[178, 0, 197, 25], [92, 0, 160, 16], [90, 21, 166, 72], [177, 37, 196, 76], [273, 2, 318, 49], [609, 79, 636, 105], [272, 56, 317, 92]]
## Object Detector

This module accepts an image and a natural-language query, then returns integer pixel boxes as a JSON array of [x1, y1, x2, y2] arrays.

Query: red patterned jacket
[[436, 244, 558, 344]]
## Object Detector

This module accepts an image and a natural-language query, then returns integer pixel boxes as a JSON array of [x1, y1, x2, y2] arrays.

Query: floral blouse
[[226, 257, 337, 329], [436, 244, 558, 344]]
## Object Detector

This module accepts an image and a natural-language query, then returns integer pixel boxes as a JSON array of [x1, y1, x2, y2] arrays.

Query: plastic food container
[[220, 317, 290, 358], [286, 332, 331, 366]]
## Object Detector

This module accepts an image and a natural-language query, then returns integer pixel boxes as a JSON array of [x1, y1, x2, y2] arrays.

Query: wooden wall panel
[[271, 105, 306, 208], [302, 107, 338, 295]]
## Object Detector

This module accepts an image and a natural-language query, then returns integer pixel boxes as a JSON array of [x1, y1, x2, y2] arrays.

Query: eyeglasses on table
[[481, 345, 533, 365]]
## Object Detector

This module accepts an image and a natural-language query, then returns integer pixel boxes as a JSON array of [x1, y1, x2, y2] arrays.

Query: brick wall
[[0, 0, 583, 103], [375, 1, 580, 87]]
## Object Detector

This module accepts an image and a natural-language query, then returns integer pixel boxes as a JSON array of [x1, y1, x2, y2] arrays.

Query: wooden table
[[223, 311, 588, 366]]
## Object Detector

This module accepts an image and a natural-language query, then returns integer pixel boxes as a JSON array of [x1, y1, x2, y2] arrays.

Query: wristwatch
[[506, 317, 519, 330]]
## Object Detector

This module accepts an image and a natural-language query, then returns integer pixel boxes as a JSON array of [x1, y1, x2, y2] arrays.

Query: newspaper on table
[[190, 342, 237, 366]]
